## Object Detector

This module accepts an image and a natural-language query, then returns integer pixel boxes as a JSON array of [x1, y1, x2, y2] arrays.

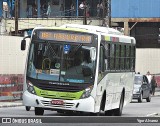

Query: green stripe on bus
[[34, 86, 84, 100]]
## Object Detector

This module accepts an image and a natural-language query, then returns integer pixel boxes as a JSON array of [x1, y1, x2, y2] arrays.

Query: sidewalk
[[0, 100, 23, 108], [154, 87, 160, 96]]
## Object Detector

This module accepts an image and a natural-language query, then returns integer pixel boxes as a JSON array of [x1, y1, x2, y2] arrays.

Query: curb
[[0, 102, 23, 108], [151, 95, 160, 97], [0, 104, 23, 108]]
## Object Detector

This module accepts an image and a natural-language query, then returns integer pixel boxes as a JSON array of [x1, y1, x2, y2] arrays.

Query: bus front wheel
[[25, 106, 31, 111], [35, 107, 44, 115], [114, 93, 124, 116]]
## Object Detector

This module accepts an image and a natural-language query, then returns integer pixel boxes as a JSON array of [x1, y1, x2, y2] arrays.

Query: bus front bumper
[[23, 91, 95, 112]]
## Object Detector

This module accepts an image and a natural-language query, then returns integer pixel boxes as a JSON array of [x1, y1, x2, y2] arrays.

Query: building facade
[[0, 0, 101, 18]]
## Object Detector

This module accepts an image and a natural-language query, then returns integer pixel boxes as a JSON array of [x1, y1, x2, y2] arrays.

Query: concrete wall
[[0, 35, 30, 101], [4, 18, 103, 34], [0, 36, 30, 74], [136, 48, 160, 75]]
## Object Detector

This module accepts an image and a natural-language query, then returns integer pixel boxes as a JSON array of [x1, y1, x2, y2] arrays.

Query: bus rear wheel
[[105, 110, 113, 116], [35, 107, 44, 115]]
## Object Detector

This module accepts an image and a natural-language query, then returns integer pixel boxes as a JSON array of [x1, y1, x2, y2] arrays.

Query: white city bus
[[21, 24, 136, 116]]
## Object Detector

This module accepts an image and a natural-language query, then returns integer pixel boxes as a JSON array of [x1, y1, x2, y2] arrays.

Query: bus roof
[[61, 24, 136, 44], [61, 24, 123, 35], [33, 24, 136, 44]]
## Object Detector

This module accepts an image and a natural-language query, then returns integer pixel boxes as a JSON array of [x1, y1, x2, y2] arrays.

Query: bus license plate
[[51, 100, 64, 105]]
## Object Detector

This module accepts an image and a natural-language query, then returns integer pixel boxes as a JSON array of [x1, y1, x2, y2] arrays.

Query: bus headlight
[[81, 86, 93, 99], [26, 80, 36, 95]]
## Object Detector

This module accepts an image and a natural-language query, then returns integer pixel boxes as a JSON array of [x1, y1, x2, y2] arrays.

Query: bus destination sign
[[39, 31, 92, 43]]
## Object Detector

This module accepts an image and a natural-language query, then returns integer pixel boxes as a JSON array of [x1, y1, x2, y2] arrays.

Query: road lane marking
[[146, 113, 158, 117]]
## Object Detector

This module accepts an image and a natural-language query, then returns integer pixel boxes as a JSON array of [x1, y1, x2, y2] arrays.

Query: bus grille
[[40, 93, 77, 100], [35, 83, 83, 92], [41, 100, 75, 108]]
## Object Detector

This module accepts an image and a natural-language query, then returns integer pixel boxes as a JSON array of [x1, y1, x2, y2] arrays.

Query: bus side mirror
[[21, 39, 26, 50]]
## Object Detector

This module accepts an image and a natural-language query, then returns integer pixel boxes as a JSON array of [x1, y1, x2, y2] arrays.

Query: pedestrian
[[3, 3, 8, 18], [60, 4, 64, 16], [32, 3, 37, 18], [146, 71, 152, 84], [41, 3, 47, 17], [70, 3, 75, 17], [27, 5, 33, 18], [100, 2, 103, 18], [86, 3, 90, 17], [46, 2, 51, 18], [97, 3, 100, 17], [151, 75, 157, 95], [79, 2, 84, 16]]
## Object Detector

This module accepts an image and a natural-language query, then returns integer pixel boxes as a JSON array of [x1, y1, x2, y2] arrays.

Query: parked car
[[132, 74, 151, 102]]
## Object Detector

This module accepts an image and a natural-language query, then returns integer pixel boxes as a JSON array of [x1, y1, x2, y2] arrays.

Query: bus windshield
[[26, 41, 96, 84]]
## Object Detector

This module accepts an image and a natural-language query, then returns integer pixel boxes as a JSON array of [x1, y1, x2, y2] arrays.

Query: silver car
[[132, 74, 151, 102]]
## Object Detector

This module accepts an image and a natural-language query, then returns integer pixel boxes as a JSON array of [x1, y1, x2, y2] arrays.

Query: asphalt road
[[0, 96, 160, 126], [0, 96, 160, 117]]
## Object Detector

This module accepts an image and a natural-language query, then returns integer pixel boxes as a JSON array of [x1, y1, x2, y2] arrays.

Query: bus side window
[[104, 43, 109, 71], [99, 45, 105, 72]]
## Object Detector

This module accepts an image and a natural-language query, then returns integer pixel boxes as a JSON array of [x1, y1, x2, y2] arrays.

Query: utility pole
[[83, 2, 87, 25], [15, 0, 19, 35], [102, 0, 111, 27], [106, 0, 111, 27], [102, 0, 106, 26]]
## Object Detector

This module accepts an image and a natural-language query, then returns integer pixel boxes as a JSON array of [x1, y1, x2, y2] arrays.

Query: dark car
[[132, 74, 151, 102]]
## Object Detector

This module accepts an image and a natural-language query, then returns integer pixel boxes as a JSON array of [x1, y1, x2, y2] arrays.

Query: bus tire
[[113, 93, 124, 116], [90, 94, 105, 116], [25, 106, 31, 111], [105, 110, 113, 116], [90, 112, 100, 116], [35, 107, 44, 115]]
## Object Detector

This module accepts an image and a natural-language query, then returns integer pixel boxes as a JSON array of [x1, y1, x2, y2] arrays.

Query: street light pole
[[83, 2, 87, 25], [15, 0, 19, 35]]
